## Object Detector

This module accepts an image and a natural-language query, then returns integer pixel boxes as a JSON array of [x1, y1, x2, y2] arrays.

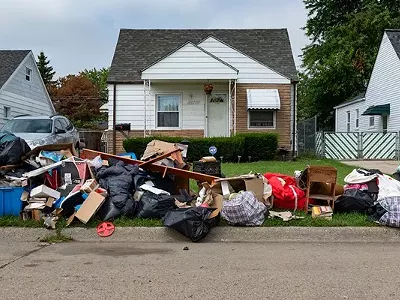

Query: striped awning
[[246, 89, 280, 110], [362, 104, 390, 116]]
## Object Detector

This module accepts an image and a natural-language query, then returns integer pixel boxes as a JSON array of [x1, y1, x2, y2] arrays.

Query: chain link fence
[[297, 116, 318, 157]]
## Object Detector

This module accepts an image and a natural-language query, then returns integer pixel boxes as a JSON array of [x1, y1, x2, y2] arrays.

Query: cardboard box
[[31, 209, 42, 221], [312, 206, 333, 220], [212, 175, 264, 202], [45, 197, 56, 207], [30, 185, 60, 199], [20, 191, 29, 202], [75, 191, 105, 224], [80, 179, 99, 194]]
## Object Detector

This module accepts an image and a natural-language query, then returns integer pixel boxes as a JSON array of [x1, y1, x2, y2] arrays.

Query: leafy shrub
[[123, 133, 278, 162], [238, 133, 279, 161]]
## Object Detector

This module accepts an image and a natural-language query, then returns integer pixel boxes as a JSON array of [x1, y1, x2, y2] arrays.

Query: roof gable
[[141, 42, 238, 80], [386, 29, 400, 60], [108, 29, 298, 83], [0, 50, 30, 89], [199, 36, 289, 82]]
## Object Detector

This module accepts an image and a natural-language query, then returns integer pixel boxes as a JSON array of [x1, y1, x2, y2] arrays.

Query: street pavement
[[1, 240, 399, 299]]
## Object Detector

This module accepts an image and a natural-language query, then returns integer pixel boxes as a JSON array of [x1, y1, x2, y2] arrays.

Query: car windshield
[[1, 119, 52, 134]]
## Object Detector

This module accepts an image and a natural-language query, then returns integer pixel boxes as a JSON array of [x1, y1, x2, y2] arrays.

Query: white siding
[[198, 37, 290, 84], [364, 32, 400, 132], [109, 83, 228, 131], [141, 43, 238, 80], [0, 52, 54, 127], [335, 101, 367, 132]]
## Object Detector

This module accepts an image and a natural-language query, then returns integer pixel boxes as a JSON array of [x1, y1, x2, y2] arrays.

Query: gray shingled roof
[[0, 50, 30, 89], [386, 29, 400, 60], [108, 29, 298, 83]]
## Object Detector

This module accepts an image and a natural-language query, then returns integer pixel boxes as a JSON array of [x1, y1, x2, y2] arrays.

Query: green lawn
[[0, 159, 373, 228], [220, 158, 355, 184]]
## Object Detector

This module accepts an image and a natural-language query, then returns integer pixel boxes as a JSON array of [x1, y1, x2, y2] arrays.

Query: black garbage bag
[[334, 189, 374, 213], [136, 191, 176, 219], [98, 196, 138, 221], [163, 207, 217, 242], [96, 161, 139, 220], [0, 135, 30, 166]]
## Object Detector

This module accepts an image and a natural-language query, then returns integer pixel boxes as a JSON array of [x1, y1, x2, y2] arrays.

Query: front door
[[207, 93, 229, 137]]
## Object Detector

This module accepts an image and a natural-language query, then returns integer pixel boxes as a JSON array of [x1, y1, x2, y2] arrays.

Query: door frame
[[205, 92, 229, 137]]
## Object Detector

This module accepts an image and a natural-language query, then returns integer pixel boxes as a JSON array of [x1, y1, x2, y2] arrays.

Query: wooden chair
[[304, 166, 337, 213]]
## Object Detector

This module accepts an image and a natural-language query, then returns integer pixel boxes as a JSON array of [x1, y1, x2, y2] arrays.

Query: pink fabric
[[344, 183, 368, 190]]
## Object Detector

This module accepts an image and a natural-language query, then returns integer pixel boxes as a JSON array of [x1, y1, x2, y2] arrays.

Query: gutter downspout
[[292, 82, 297, 157], [112, 83, 117, 155]]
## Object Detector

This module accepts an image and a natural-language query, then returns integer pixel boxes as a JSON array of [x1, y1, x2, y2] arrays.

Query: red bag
[[264, 173, 306, 210]]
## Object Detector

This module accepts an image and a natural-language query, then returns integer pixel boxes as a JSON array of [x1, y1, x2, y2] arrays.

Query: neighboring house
[[107, 29, 298, 154], [0, 50, 55, 127], [334, 29, 400, 133]]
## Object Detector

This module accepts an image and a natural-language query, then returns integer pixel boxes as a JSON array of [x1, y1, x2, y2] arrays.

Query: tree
[[300, 0, 400, 129], [80, 67, 109, 103], [48, 75, 102, 127], [36, 51, 56, 85]]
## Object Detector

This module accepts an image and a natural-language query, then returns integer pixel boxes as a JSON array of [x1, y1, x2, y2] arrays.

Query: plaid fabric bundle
[[379, 196, 400, 228], [221, 191, 267, 226]]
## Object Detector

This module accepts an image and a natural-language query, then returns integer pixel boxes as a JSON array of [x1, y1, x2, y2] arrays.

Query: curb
[[1, 226, 400, 243]]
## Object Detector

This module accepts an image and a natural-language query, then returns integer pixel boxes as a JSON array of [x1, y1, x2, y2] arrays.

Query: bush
[[238, 133, 279, 161], [123, 133, 278, 162]]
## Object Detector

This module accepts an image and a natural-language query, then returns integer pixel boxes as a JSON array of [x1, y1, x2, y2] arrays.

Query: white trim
[[333, 98, 365, 109], [154, 93, 182, 130], [247, 110, 276, 130]]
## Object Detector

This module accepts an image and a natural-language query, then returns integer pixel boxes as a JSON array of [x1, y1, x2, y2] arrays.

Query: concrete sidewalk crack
[[0, 244, 49, 270]]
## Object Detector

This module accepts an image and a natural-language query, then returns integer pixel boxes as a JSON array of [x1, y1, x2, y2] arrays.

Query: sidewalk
[[2, 227, 400, 243], [341, 160, 399, 174]]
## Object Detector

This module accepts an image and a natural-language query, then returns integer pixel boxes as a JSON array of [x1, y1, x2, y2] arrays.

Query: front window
[[1, 119, 52, 133], [156, 95, 180, 128], [26, 67, 32, 81], [355, 109, 359, 129], [369, 116, 375, 127], [248, 110, 275, 128], [4, 107, 10, 119], [346, 111, 350, 132]]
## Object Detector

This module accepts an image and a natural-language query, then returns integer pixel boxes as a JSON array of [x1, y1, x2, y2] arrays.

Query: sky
[[0, 0, 310, 77]]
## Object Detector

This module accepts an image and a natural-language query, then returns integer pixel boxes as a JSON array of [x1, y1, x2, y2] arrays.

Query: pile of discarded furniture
[[2, 132, 400, 242]]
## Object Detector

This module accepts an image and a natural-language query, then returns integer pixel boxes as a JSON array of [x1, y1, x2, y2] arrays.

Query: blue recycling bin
[[0, 187, 24, 216]]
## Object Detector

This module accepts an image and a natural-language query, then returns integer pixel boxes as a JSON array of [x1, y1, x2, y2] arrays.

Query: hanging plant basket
[[204, 83, 213, 95]]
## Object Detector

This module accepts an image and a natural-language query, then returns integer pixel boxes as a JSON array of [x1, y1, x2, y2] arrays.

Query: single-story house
[[0, 50, 55, 127], [334, 29, 400, 132], [106, 29, 298, 154]]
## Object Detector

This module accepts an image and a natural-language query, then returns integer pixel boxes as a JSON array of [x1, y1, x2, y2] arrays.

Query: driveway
[[341, 160, 399, 174]]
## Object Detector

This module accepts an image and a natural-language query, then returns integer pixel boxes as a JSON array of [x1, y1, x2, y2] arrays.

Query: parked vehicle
[[0, 115, 80, 149]]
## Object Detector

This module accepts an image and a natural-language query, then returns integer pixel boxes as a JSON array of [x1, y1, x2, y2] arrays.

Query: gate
[[315, 131, 399, 160], [362, 132, 397, 159]]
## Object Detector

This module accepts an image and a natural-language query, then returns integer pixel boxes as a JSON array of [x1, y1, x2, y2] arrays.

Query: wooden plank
[[81, 149, 218, 183], [139, 149, 181, 167]]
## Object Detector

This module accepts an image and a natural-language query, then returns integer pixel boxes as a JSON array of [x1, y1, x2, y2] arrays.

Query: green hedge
[[238, 132, 279, 161], [123, 133, 278, 162]]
